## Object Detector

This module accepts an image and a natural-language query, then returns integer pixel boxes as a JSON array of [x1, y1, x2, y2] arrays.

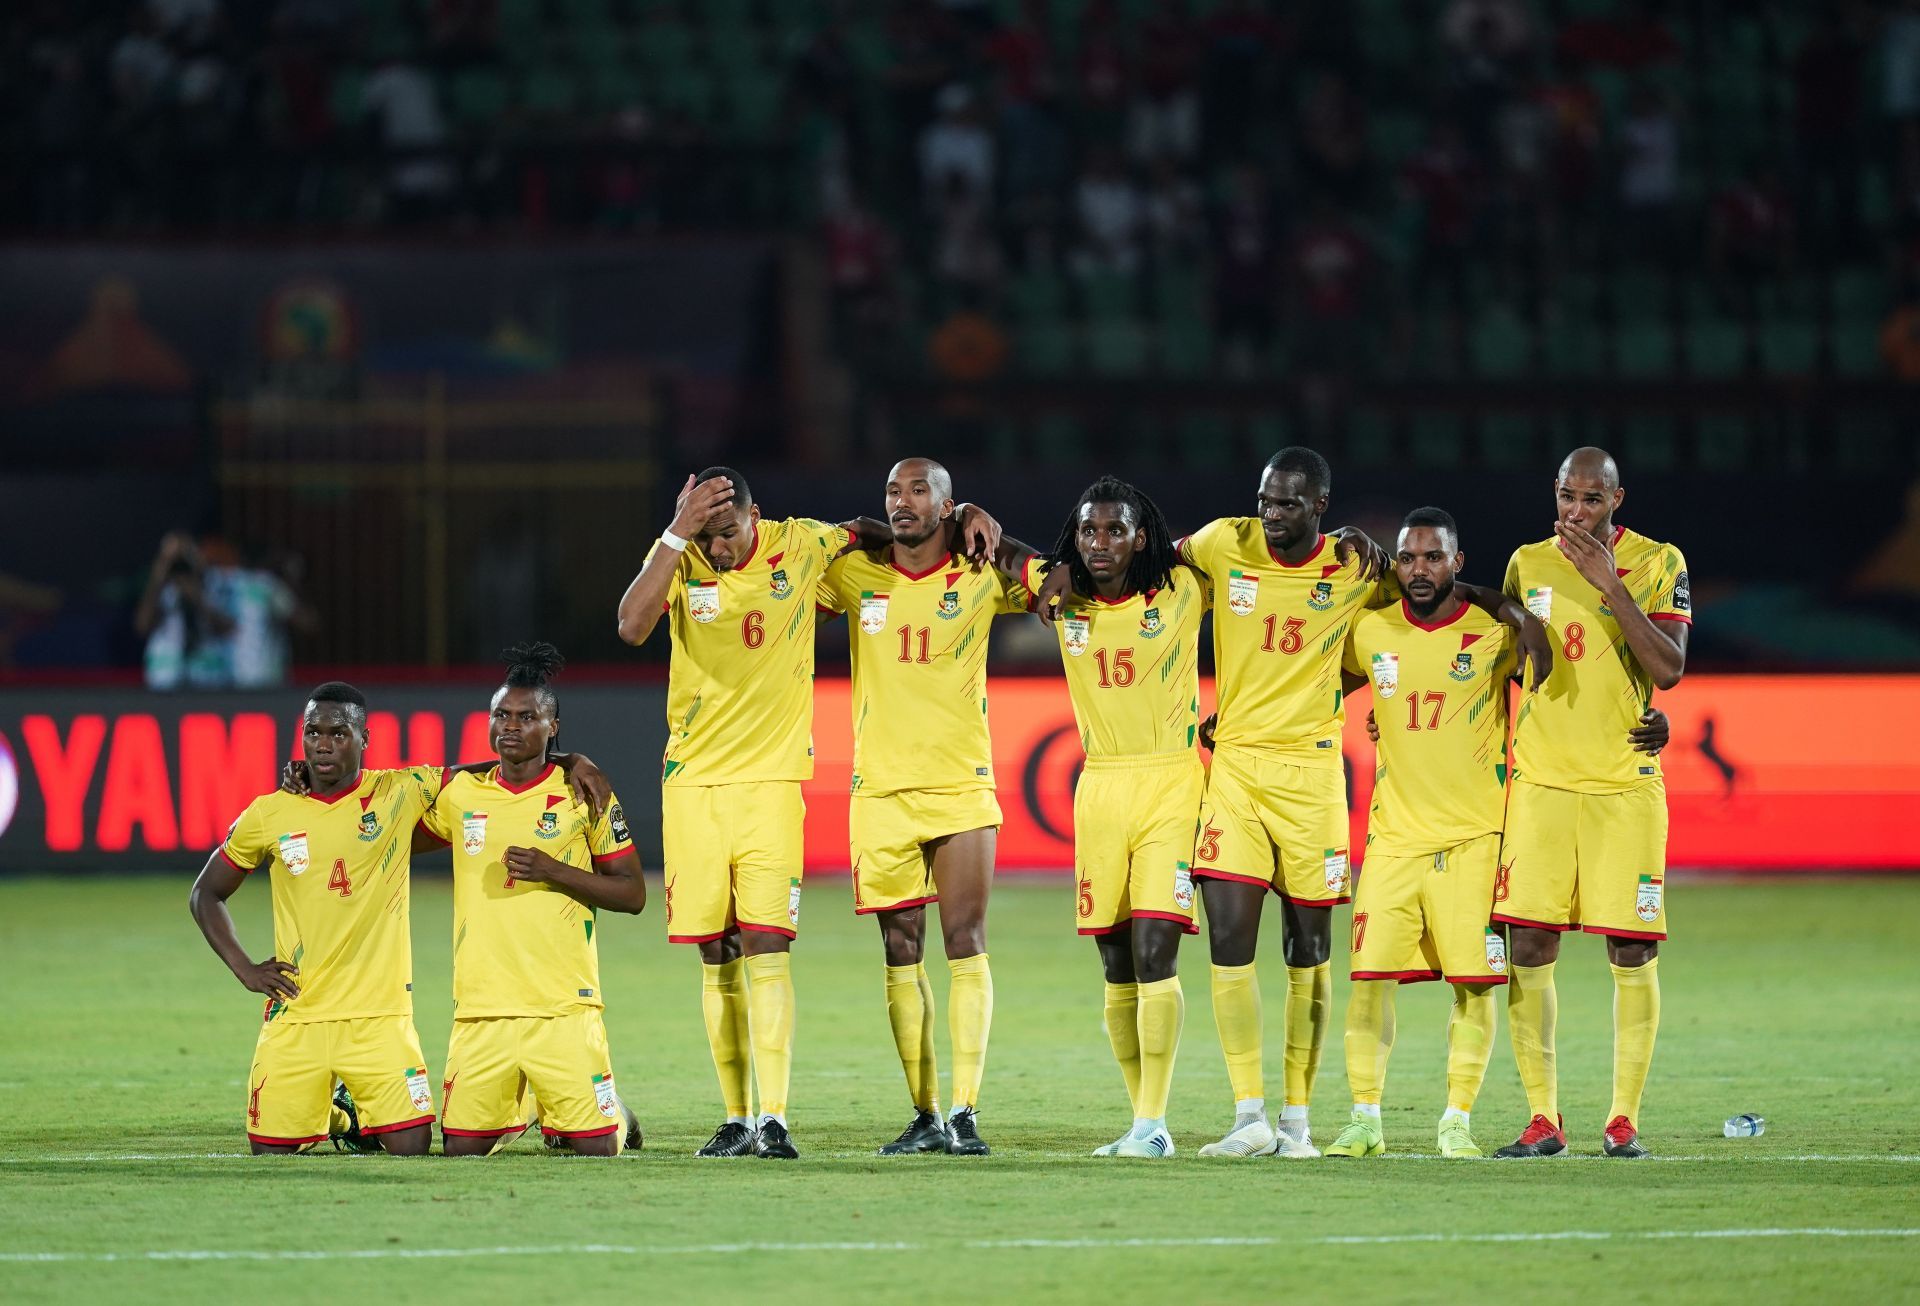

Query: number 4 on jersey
[[327, 858, 351, 897]]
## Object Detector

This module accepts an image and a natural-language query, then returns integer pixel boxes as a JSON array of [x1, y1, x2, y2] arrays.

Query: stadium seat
[[1408, 412, 1466, 467], [1686, 316, 1751, 378], [497, 0, 545, 66], [1087, 317, 1150, 376], [1007, 268, 1069, 321], [1478, 412, 1538, 468], [1621, 416, 1678, 472], [1616, 319, 1677, 378], [448, 67, 511, 129], [1078, 268, 1137, 319], [1148, 262, 1208, 321], [1760, 318, 1819, 375], [1033, 413, 1087, 461], [1469, 302, 1533, 379], [1159, 315, 1214, 377], [1019, 319, 1078, 376], [1695, 414, 1752, 471], [635, 20, 698, 71], [1177, 413, 1235, 467], [722, 74, 785, 142], [1346, 407, 1396, 467]]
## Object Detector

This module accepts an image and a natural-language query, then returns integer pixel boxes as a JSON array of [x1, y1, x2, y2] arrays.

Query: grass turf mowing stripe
[[5, 1230, 1919, 1263]]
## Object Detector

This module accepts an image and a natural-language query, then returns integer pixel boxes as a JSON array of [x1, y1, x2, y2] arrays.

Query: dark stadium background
[[3, 0, 1918, 871]]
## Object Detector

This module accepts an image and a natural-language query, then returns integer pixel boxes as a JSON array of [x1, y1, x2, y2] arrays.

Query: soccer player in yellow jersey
[[816, 457, 1030, 1157], [1030, 477, 1203, 1159], [615, 466, 934, 1159], [418, 644, 644, 1157], [1492, 448, 1690, 1160], [1327, 508, 1526, 1160], [1147, 447, 1546, 1159], [189, 683, 440, 1155]]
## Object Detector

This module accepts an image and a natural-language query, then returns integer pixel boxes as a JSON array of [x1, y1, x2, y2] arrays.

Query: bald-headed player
[[1493, 448, 1690, 1159], [816, 457, 1031, 1157], [616, 467, 904, 1160]]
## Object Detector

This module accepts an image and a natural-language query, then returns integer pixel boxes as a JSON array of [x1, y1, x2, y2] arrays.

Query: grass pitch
[[0, 873, 1916, 1305]]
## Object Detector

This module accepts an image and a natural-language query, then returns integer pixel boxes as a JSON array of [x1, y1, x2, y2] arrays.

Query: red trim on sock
[[541, 1122, 620, 1139], [247, 1132, 326, 1147], [1490, 913, 1579, 933], [442, 1124, 529, 1139], [1581, 924, 1667, 941], [360, 1114, 435, 1137], [853, 893, 938, 916]]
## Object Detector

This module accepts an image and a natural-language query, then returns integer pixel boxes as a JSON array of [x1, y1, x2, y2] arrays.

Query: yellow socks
[[1445, 982, 1497, 1113], [1210, 962, 1264, 1103], [947, 953, 994, 1111], [1284, 962, 1332, 1111], [1135, 977, 1184, 1120], [745, 953, 795, 1121], [1103, 981, 1141, 1113], [1507, 961, 1559, 1119], [1609, 958, 1661, 1123], [701, 958, 751, 1119], [1343, 978, 1395, 1105], [884, 963, 939, 1112]]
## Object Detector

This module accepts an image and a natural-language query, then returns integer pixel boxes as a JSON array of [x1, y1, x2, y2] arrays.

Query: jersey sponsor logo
[[404, 1065, 433, 1114], [1524, 586, 1552, 621], [1063, 612, 1090, 657], [461, 811, 488, 855], [1306, 580, 1335, 611], [1484, 927, 1508, 974], [1139, 607, 1164, 637], [859, 591, 889, 634], [593, 1071, 619, 1118], [1172, 862, 1194, 912], [686, 579, 721, 624], [1449, 651, 1475, 682], [936, 590, 962, 620], [535, 810, 560, 840], [1323, 847, 1350, 895], [1226, 570, 1259, 616], [608, 803, 629, 842], [768, 569, 793, 600], [1672, 569, 1691, 613], [356, 809, 381, 842], [277, 831, 309, 875], [1636, 872, 1664, 923], [1370, 651, 1400, 698]]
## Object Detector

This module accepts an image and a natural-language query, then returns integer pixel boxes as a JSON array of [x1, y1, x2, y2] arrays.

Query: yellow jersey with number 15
[[220, 765, 442, 1024], [653, 517, 852, 787], [818, 550, 1032, 795], [1502, 526, 1690, 795], [1180, 519, 1395, 766]]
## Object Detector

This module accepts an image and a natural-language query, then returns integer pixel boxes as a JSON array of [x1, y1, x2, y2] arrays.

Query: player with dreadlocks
[[1029, 476, 1205, 1157], [416, 642, 646, 1156]]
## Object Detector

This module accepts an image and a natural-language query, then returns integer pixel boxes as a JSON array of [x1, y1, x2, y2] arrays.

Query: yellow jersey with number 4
[[654, 517, 852, 787], [818, 550, 1031, 795], [1502, 526, 1690, 794], [1180, 520, 1394, 765], [220, 766, 442, 1023], [1345, 600, 1516, 857], [1030, 559, 1207, 759], [422, 763, 635, 1019]]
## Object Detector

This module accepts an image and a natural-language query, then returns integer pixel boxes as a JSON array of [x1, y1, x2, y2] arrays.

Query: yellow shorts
[[245, 1012, 433, 1147], [1192, 747, 1352, 905], [662, 781, 805, 944], [1495, 778, 1670, 941], [1074, 754, 1203, 935], [443, 1008, 623, 1146], [1351, 832, 1508, 985], [850, 786, 1002, 914]]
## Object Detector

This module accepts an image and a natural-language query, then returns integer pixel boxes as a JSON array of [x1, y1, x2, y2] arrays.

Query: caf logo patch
[[535, 810, 561, 840], [1306, 580, 1335, 611], [768, 569, 793, 600], [1449, 651, 1474, 682], [608, 803, 629, 842], [936, 591, 962, 619], [356, 810, 381, 842]]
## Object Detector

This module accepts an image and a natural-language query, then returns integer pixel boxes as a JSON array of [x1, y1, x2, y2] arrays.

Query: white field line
[[2, 1229, 1918, 1264], [4, 1150, 1920, 1165]]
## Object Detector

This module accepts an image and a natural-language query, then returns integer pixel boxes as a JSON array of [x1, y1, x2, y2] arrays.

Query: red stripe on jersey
[[442, 1124, 530, 1139], [217, 844, 256, 874], [1490, 913, 1580, 933], [360, 1114, 435, 1136], [1580, 924, 1667, 941], [1444, 974, 1511, 985], [1351, 969, 1442, 983], [739, 921, 797, 939], [1649, 612, 1692, 625], [541, 1122, 620, 1139], [853, 893, 939, 916], [247, 1132, 326, 1147]]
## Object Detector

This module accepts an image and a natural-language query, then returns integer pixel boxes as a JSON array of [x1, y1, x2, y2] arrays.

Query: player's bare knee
[[741, 929, 792, 957], [941, 918, 986, 960], [1509, 926, 1559, 968], [442, 1133, 496, 1157], [698, 934, 742, 966], [1607, 938, 1658, 967], [564, 1134, 619, 1158], [1096, 931, 1136, 984], [879, 908, 924, 966], [378, 1125, 433, 1157], [249, 1141, 301, 1156], [1132, 922, 1180, 984]]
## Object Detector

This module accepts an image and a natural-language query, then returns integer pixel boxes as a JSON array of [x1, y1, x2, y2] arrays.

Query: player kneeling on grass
[[190, 683, 445, 1156], [1031, 478, 1204, 1159], [414, 644, 645, 1157]]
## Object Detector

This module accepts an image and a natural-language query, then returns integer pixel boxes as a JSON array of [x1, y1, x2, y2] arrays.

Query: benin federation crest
[[277, 831, 310, 875], [356, 810, 381, 842], [686, 579, 721, 624], [1306, 580, 1335, 611], [1636, 873, 1664, 923], [1370, 651, 1400, 699], [593, 1072, 619, 1118], [1322, 848, 1350, 895], [936, 590, 962, 620], [1139, 607, 1164, 637], [1524, 586, 1552, 621], [404, 1066, 432, 1114], [1173, 863, 1195, 912], [1227, 570, 1259, 617], [461, 811, 488, 856], [1484, 928, 1508, 974], [535, 810, 560, 840], [1063, 612, 1090, 657], [1449, 651, 1475, 682], [859, 591, 890, 634]]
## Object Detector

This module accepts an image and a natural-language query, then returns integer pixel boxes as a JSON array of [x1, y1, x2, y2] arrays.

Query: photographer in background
[[134, 531, 234, 690]]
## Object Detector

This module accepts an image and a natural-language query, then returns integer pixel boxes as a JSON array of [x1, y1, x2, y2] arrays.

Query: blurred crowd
[[134, 531, 312, 689]]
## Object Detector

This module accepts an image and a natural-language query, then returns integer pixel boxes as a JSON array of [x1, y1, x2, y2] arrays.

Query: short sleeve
[[419, 786, 453, 845], [220, 800, 269, 873], [997, 563, 1035, 615], [817, 554, 852, 614], [1502, 549, 1523, 604], [386, 765, 443, 823], [1362, 570, 1400, 609], [1341, 625, 1367, 678], [590, 794, 637, 865], [1492, 625, 1520, 681], [1650, 546, 1692, 624], [1020, 555, 1049, 595], [798, 518, 853, 564], [1179, 518, 1232, 579]]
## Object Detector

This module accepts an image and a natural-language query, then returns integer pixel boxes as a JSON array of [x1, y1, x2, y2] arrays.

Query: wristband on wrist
[[660, 528, 689, 552]]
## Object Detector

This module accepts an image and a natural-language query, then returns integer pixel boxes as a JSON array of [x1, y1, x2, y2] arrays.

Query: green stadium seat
[[1621, 417, 1678, 472], [635, 21, 698, 70], [1248, 414, 1290, 452], [655, 64, 719, 122], [1695, 414, 1752, 471], [1148, 262, 1208, 321], [1079, 268, 1137, 319], [586, 62, 645, 114], [554, 0, 614, 28], [1087, 317, 1150, 375], [705, 23, 765, 75], [1346, 407, 1396, 467], [1479, 413, 1537, 469], [1367, 112, 1424, 167], [1019, 320, 1078, 376], [329, 66, 365, 124], [1007, 268, 1068, 321], [497, 0, 545, 65], [522, 64, 579, 117], [1033, 413, 1087, 462], [1686, 316, 1750, 378], [1177, 413, 1235, 467], [1616, 319, 1676, 378], [1159, 315, 1214, 377], [448, 67, 511, 128], [1759, 318, 1819, 375], [700, 0, 756, 27], [1408, 412, 1466, 467], [721, 73, 784, 141], [1543, 311, 1604, 377], [1832, 317, 1881, 377], [1469, 302, 1532, 378]]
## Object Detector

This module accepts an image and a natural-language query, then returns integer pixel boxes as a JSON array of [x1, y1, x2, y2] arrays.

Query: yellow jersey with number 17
[[817, 550, 1032, 795], [653, 517, 852, 786], [1502, 526, 1690, 794], [1344, 600, 1516, 857], [220, 765, 442, 1023], [1179, 520, 1395, 765], [421, 763, 635, 1019], [1028, 558, 1207, 759]]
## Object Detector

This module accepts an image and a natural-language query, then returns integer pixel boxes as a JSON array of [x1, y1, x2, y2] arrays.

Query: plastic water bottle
[[1724, 1114, 1766, 1138]]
